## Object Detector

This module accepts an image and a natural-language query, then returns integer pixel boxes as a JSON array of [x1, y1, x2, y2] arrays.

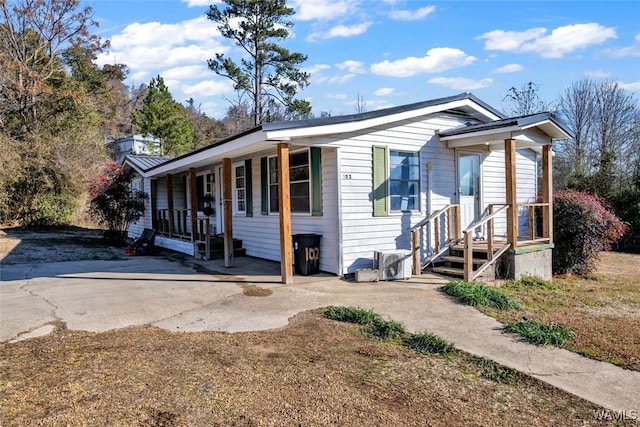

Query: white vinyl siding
[[331, 115, 464, 274], [231, 148, 339, 274], [481, 148, 539, 238]]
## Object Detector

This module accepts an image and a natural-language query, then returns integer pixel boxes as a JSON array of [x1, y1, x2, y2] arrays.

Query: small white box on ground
[[356, 269, 379, 282]]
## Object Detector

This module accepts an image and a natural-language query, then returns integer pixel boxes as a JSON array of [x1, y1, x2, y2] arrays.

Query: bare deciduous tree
[[502, 82, 551, 116], [0, 0, 105, 134]]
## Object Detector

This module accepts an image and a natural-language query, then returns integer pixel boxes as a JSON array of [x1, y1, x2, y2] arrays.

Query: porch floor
[[163, 251, 338, 285]]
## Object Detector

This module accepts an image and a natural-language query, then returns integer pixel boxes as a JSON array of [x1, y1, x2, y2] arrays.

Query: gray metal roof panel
[[262, 92, 505, 132], [124, 155, 173, 172], [438, 112, 573, 139]]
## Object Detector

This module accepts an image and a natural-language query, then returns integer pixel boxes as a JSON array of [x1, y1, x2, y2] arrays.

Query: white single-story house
[[124, 93, 572, 283]]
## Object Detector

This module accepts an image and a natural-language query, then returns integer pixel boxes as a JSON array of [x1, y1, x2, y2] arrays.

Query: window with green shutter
[[259, 148, 322, 215]]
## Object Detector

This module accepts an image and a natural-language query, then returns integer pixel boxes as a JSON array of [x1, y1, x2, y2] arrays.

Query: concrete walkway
[[1, 254, 638, 414]]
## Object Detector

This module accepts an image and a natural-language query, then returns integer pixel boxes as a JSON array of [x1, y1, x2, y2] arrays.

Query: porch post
[[189, 168, 198, 242], [166, 174, 174, 236], [542, 144, 553, 243], [223, 158, 234, 267], [150, 179, 158, 230], [277, 143, 294, 284], [505, 139, 518, 249]]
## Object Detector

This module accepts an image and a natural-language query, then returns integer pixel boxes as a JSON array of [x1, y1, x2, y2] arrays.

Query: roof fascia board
[[122, 158, 150, 177], [264, 98, 501, 140], [148, 131, 267, 177], [442, 125, 521, 141]]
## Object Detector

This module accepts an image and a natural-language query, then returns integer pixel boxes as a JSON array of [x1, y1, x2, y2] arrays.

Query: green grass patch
[[364, 319, 406, 341], [325, 307, 455, 356], [405, 332, 455, 355], [505, 276, 558, 290], [476, 357, 521, 385], [441, 281, 521, 310], [324, 306, 383, 325], [504, 319, 575, 346]]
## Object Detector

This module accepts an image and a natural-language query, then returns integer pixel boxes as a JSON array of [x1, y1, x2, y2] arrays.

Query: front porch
[[410, 112, 570, 281]]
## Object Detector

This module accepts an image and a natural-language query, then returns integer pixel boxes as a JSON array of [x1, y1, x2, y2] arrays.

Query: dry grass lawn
[[1, 228, 638, 425], [484, 252, 640, 371], [0, 311, 626, 426]]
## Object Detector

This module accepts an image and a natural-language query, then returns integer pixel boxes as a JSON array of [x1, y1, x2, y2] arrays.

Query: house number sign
[[342, 173, 352, 179], [306, 247, 320, 266]]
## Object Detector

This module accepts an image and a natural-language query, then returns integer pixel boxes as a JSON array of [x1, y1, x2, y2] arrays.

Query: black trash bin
[[293, 234, 322, 275]]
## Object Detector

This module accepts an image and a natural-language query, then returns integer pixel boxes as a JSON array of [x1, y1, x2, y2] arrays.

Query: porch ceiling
[[438, 112, 572, 150]]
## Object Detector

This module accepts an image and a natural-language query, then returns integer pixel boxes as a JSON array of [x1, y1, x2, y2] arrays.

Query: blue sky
[[87, 0, 640, 119]]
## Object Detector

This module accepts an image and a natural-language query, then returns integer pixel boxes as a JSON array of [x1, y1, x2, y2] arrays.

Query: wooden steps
[[440, 255, 485, 265], [431, 266, 465, 277], [430, 241, 502, 279]]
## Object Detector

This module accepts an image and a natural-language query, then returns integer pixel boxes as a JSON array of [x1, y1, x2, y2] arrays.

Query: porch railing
[[155, 208, 190, 238], [516, 202, 552, 246], [462, 204, 511, 281], [410, 204, 461, 275]]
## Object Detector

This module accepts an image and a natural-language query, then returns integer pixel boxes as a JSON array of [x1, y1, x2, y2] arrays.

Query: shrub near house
[[553, 190, 626, 275], [88, 161, 148, 245]]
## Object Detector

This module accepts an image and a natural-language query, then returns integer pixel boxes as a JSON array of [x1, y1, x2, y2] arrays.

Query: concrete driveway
[[1, 254, 639, 413]]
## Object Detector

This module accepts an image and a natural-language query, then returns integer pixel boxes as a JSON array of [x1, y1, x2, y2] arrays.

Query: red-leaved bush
[[553, 190, 627, 275], [88, 161, 147, 244]]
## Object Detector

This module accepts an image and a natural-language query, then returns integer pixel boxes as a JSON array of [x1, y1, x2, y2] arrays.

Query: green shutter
[[260, 157, 268, 215], [245, 159, 253, 217], [311, 147, 322, 216], [372, 145, 389, 217]]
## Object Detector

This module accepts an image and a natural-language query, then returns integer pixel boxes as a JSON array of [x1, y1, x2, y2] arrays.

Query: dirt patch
[[0, 226, 125, 265], [242, 284, 273, 297], [0, 311, 620, 426]]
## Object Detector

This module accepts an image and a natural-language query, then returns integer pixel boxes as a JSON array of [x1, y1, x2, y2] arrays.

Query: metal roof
[[262, 92, 505, 132], [123, 155, 173, 172], [438, 112, 573, 140]]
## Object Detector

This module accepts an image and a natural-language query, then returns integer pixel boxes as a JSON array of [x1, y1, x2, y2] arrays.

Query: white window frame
[[233, 163, 246, 215], [388, 150, 420, 213], [267, 149, 311, 215]]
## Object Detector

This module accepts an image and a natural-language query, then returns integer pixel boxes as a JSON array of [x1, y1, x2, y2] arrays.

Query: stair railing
[[410, 204, 461, 275], [462, 204, 511, 281]]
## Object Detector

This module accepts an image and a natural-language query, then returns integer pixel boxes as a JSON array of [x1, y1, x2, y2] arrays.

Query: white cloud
[[325, 21, 372, 38], [327, 93, 348, 100], [336, 60, 366, 74], [370, 48, 476, 77], [162, 65, 211, 80], [389, 6, 435, 21], [181, 0, 217, 6], [478, 28, 546, 51], [618, 81, 640, 91], [97, 17, 226, 71], [328, 73, 357, 84], [428, 77, 493, 90], [478, 23, 617, 58], [374, 87, 395, 96], [291, 0, 353, 21], [585, 70, 612, 78], [182, 80, 233, 97], [352, 99, 395, 111], [493, 63, 523, 74]]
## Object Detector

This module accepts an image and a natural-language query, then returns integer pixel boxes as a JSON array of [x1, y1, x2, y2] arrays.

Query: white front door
[[458, 152, 481, 235]]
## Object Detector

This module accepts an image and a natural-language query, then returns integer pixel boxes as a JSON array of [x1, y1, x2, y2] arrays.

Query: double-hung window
[[389, 150, 420, 211], [268, 150, 310, 213], [234, 164, 246, 214], [372, 146, 420, 215]]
